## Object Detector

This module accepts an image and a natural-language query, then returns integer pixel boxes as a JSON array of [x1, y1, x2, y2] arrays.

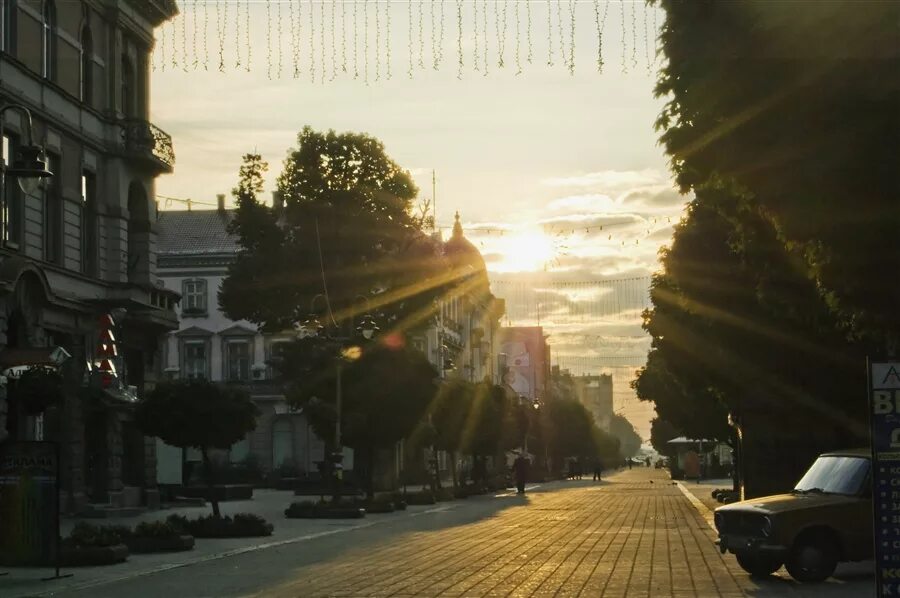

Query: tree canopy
[[136, 379, 258, 517], [654, 1, 900, 348], [220, 128, 450, 335]]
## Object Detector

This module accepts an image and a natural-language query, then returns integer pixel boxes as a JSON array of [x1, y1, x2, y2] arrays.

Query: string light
[[291, 1, 299, 78], [309, 0, 316, 84], [631, 0, 638, 69], [407, 0, 413, 78], [375, 0, 381, 82], [594, 0, 610, 73], [526, 0, 533, 64], [278, 0, 284, 79], [557, 0, 566, 72], [265, 0, 272, 80], [643, 1, 651, 73], [191, 0, 199, 70], [330, 0, 337, 81], [546, 0, 553, 67], [216, 0, 225, 72], [418, 0, 425, 70], [341, 0, 348, 74], [456, 0, 463, 79], [172, 3, 179, 69], [203, 0, 209, 70], [320, 0, 326, 84], [356, 0, 361, 80], [482, 0, 488, 76], [620, 0, 627, 74], [385, 0, 392, 80], [363, 0, 369, 85], [437, 0, 446, 69], [245, 0, 251, 72], [160, 19, 166, 72], [653, 5, 659, 67], [180, 2, 188, 72], [568, 0, 576, 75], [234, 0, 241, 69], [430, 0, 436, 70], [496, 0, 508, 69], [472, 0, 479, 72], [515, 0, 521, 75]]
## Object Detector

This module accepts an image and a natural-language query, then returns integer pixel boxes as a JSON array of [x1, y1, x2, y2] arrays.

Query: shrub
[[63, 523, 126, 548], [133, 520, 184, 539], [166, 513, 272, 538]]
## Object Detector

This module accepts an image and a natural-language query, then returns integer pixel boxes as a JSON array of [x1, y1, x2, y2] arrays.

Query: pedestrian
[[575, 458, 582, 480], [593, 460, 603, 481], [513, 454, 529, 494], [567, 458, 575, 480], [628, 459, 633, 470]]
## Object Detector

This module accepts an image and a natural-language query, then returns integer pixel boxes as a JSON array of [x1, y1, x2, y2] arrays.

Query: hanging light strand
[[180, 3, 188, 72], [191, 1, 199, 70], [568, 0, 576, 75], [309, 0, 316, 83], [407, 0, 414, 78], [375, 0, 381, 81], [341, 0, 347, 73], [456, 0, 463, 79], [514, 0, 521, 75], [355, 0, 361, 79], [482, 0, 488, 76], [429, 0, 436, 70], [330, 0, 337, 81], [203, 0, 209, 70], [172, 4, 179, 69], [385, 0, 392, 80], [556, 0, 566, 72], [265, 0, 272, 79], [159, 22, 166, 72], [290, 0, 300, 78], [216, 0, 226, 72], [234, 0, 241, 69], [546, 0, 553, 67], [244, 0, 251, 72], [496, 0, 508, 68], [418, 0, 425, 70], [643, 1, 652, 72], [594, 0, 610, 73], [278, 0, 285, 79], [437, 0, 446, 69], [320, 0, 326, 84], [631, 0, 638, 69], [620, 0, 627, 73], [473, 0, 479, 72], [526, 0, 533, 64]]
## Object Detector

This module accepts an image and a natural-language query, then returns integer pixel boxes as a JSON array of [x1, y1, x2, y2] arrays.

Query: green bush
[[133, 520, 184, 539], [166, 513, 272, 538], [63, 523, 126, 548]]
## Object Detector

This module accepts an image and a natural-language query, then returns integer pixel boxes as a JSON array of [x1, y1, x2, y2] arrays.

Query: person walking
[[593, 460, 603, 481], [513, 454, 529, 494]]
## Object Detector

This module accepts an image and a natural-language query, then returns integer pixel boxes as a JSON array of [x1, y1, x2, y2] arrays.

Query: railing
[[121, 119, 175, 170]]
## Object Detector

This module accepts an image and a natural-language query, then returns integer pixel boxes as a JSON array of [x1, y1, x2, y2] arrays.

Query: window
[[182, 340, 208, 380], [81, 172, 97, 275], [121, 54, 134, 116], [2, 134, 21, 246], [181, 279, 207, 315], [2, 0, 17, 55], [225, 339, 251, 382], [44, 152, 62, 264], [80, 22, 93, 104], [41, 0, 56, 81], [267, 340, 290, 379]]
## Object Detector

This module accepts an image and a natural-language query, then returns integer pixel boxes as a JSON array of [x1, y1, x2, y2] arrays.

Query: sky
[[150, 1, 682, 441]]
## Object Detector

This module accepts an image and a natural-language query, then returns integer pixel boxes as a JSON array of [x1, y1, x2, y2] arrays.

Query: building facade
[[0, 0, 179, 513], [156, 197, 325, 485], [496, 326, 550, 402], [573, 374, 614, 431]]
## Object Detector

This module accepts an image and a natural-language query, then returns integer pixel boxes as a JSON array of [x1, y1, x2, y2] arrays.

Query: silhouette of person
[[513, 455, 529, 494]]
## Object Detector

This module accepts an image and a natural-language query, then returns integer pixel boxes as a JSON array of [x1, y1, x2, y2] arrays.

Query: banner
[[0, 441, 59, 566], [871, 361, 900, 598]]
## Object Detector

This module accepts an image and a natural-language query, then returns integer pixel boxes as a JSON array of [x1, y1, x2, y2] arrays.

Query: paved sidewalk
[[1, 469, 876, 597]]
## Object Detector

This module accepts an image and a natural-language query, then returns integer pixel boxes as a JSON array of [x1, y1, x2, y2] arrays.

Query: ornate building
[[0, 0, 179, 513]]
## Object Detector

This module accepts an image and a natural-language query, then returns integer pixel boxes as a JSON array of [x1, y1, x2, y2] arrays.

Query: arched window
[[2, 0, 18, 55], [120, 54, 134, 116], [80, 22, 93, 104], [41, 0, 56, 80]]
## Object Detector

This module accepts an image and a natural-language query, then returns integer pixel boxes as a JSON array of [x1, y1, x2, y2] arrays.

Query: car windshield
[[794, 456, 870, 495]]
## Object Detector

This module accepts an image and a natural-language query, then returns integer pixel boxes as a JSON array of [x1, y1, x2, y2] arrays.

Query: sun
[[492, 230, 557, 273]]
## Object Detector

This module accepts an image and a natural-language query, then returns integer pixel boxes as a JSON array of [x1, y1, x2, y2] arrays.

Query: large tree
[[654, 1, 900, 349], [220, 128, 449, 335], [136, 380, 258, 518]]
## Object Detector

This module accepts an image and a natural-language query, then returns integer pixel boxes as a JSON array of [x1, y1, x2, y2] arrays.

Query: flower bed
[[166, 513, 273, 538]]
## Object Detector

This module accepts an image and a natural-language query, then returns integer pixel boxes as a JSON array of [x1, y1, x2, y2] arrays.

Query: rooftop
[[157, 209, 239, 256]]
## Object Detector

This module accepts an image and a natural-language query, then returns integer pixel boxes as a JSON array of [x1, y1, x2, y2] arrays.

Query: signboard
[[871, 361, 900, 598], [0, 441, 59, 566]]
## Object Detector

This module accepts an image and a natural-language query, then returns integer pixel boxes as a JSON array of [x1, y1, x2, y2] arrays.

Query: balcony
[[121, 119, 175, 173]]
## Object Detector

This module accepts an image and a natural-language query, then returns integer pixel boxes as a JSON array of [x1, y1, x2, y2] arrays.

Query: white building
[[156, 196, 325, 486]]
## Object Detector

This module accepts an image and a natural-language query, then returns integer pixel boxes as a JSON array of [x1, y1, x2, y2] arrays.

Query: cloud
[[546, 194, 615, 212], [542, 169, 665, 189], [620, 186, 688, 209]]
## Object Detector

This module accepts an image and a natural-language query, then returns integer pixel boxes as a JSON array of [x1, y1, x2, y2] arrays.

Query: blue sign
[[871, 361, 900, 598]]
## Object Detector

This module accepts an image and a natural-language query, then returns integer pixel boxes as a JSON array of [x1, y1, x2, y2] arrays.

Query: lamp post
[[0, 104, 53, 243]]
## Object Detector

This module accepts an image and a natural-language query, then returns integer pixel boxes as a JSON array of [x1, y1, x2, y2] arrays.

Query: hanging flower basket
[[14, 365, 64, 415]]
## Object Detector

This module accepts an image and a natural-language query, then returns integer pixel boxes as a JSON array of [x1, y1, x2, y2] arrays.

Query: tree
[[220, 128, 450, 335], [461, 382, 511, 484], [428, 378, 475, 488], [608, 414, 642, 459], [654, 1, 900, 349], [649, 418, 681, 458], [136, 380, 258, 518], [284, 337, 438, 499]]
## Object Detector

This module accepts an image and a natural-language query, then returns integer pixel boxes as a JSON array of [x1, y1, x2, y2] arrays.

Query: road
[[5, 468, 874, 597]]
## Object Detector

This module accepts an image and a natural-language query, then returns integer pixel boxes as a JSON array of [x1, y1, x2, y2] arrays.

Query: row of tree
[[636, 2, 897, 496]]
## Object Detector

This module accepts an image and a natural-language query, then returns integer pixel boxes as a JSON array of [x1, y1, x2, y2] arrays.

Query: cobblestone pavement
[[11, 468, 873, 598]]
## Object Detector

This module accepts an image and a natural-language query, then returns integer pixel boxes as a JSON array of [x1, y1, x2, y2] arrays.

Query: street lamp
[[297, 294, 328, 339], [0, 104, 53, 242]]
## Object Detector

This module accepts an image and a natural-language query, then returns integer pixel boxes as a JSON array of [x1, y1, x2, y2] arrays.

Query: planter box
[[125, 535, 195, 554], [180, 485, 254, 501], [61, 544, 128, 567]]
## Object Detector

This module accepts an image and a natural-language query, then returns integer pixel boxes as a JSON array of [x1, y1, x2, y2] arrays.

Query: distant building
[[156, 195, 326, 486], [573, 374, 614, 431], [496, 326, 550, 401]]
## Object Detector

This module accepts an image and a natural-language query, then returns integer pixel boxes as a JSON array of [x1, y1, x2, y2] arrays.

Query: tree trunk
[[450, 450, 458, 489], [200, 447, 221, 519]]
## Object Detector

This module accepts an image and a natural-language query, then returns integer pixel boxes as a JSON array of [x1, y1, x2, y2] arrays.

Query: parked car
[[714, 449, 871, 583]]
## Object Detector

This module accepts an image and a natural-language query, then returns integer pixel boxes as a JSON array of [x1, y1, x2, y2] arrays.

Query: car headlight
[[761, 515, 773, 537]]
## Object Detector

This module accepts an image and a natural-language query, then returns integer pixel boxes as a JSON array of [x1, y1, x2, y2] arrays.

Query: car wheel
[[735, 552, 783, 577], [785, 534, 839, 583]]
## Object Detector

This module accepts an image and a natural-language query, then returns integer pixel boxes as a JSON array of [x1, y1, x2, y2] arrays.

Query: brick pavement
[[252, 469, 741, 597]]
